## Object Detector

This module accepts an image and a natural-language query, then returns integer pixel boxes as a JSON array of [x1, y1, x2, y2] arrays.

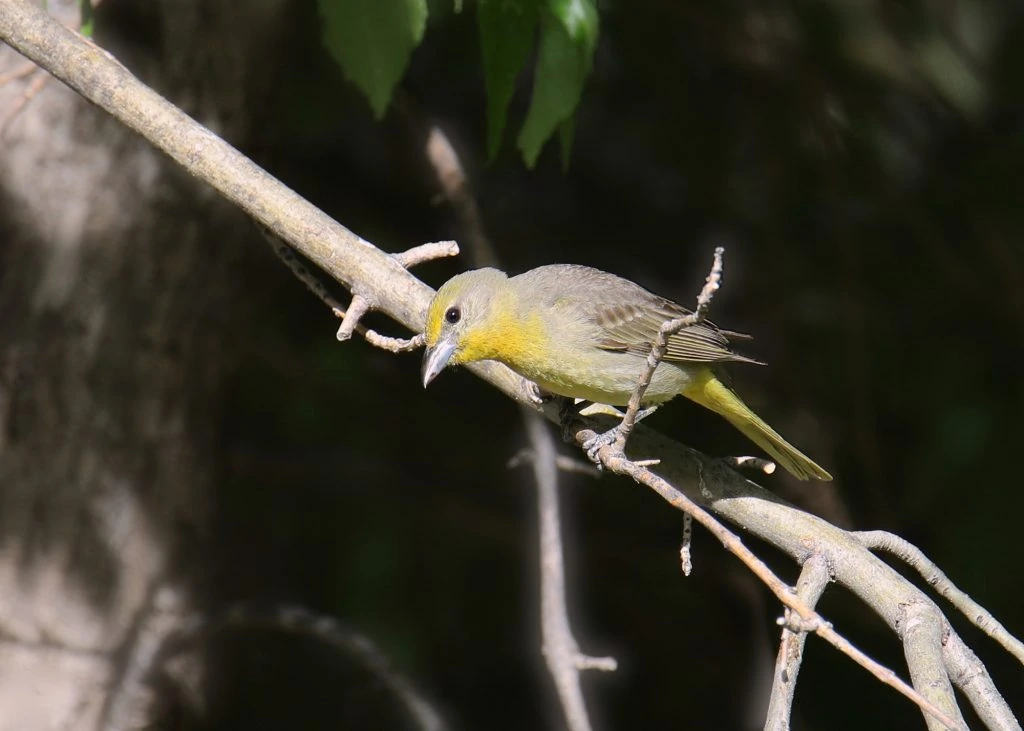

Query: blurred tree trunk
[[0, 1, 279, 727]]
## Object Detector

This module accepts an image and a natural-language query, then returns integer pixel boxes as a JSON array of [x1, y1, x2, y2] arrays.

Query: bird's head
[[421, 268, 510, 387]]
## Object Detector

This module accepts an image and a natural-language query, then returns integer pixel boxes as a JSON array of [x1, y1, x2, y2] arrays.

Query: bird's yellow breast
[[451, 288, 695, 406], [464, 307, 689, 406]]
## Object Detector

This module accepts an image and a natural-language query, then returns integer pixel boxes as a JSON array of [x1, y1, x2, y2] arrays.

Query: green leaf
[[550, 0, 598, 51], [477, 0, 539, 160], [79, 0, 94, 37], [517, 0, 598, 167], [319, 0, 428, 119]]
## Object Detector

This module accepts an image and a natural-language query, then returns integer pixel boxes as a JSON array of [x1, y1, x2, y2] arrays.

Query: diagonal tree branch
[[573, 427, 966, 730]]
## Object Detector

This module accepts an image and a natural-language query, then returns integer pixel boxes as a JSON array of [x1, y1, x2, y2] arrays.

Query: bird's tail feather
[[683, 371, 832, 481]]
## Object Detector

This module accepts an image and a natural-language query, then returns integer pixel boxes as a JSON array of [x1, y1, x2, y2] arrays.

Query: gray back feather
[[512, 265, 759, 365]]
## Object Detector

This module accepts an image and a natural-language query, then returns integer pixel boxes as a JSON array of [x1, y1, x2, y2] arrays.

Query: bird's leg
[[556, 397, 585, 443], [582, 406, 659, 466]]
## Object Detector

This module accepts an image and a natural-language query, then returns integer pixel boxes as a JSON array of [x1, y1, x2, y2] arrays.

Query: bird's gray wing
[[589, 295, 759, 364], [520, 264, 759, 364]]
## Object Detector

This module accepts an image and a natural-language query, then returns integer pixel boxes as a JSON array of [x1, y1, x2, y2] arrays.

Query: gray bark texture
[[0, 1, 276, 727]]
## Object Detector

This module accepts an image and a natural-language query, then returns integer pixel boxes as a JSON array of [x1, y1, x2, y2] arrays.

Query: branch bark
[[765, 553, 831, 731]]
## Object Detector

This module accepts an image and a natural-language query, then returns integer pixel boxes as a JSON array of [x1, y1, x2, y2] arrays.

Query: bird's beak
[[421, 335, 458, 388]]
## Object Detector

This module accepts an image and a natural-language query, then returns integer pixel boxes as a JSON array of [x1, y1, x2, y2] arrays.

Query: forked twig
[[582, 441, 966, 731], [257, 223, 454, 353], [855, 530, 1024, 665], [765, 554, 831, 730], [613, 247, 725, 449]]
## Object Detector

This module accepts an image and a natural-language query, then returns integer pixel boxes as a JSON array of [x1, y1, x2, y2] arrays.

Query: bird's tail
[[682, 370, 833, 481]]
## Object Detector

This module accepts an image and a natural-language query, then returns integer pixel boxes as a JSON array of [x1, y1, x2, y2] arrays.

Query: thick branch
[[0, 1, 531, 402], [943, 632, 1021, 731], [855, 530, 1024, 665], [765, 553, 830, 731], [903, 601, 966, 731]]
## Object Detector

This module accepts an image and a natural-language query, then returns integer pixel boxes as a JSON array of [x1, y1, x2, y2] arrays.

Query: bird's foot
[[582, 427, 624, 467], [523, 381, 547, 408], [581, 406, 658, 468]]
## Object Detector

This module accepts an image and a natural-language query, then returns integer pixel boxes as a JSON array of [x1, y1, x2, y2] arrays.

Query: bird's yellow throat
[[455, 301, 546, 369]]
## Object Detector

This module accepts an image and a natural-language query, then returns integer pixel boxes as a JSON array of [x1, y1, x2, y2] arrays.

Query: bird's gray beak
[[421, 336, 458, 388]]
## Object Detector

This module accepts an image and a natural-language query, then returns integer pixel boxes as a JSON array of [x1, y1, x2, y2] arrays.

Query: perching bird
[[420, 265, 832, 481]]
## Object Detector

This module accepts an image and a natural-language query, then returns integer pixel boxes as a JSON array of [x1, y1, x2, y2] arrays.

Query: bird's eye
[[445, 306, 461, 324]]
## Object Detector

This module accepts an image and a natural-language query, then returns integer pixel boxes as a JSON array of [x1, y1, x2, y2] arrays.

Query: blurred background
[[1, 0, 1022, 729]]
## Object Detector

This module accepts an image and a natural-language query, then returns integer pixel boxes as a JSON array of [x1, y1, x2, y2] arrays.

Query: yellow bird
[[421, 265, 832, 481]]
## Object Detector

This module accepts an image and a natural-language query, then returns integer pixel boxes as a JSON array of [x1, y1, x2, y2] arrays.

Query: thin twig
[[0, 60, 36, 86], [259, 224, 448, 354], [162, 603, 448, 731], [614, 247, 725, 449], [0, 69, 47, 136], [259, 223, 349, 312], [363, 329, 425, 353], [423, 121, 609, 731], [425, 126, 500, 269], [581, 438, 965, 731], [855, 530, 1024, 666], [765, 554, 831, 731]]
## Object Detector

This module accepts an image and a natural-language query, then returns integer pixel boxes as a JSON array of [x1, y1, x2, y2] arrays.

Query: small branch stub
[[724, 455, 776, 475], [574, 654, 618, 672], [335, 297, 369, 342], [394, 240, 460, 269], [778, 610, 831, 634], [680, 514, 693, 576]]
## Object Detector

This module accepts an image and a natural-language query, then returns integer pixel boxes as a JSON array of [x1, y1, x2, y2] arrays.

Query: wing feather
[[573, 270, 758, 364], [513, 264, 761, 365]]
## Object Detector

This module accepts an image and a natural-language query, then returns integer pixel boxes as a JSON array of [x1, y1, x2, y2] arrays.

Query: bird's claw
[[556, 397, 582, 443], [582, 428, 627, 469], [524, 381, 546, 407], [581, 406, 658, 469]]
